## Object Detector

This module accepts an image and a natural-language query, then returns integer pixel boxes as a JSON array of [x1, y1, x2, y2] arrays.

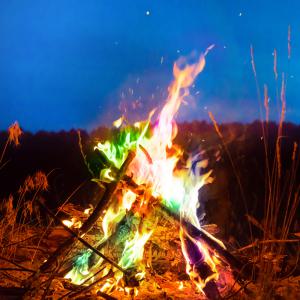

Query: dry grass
[[0, 121, 22, 171], [0, 171, 49, 259], [207, 34, 300, 298]]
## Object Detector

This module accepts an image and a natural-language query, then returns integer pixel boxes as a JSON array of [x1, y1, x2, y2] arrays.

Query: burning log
[[180, 230, 222, 300], [160, 205, 256, 281], [24, 151, 135, 291]]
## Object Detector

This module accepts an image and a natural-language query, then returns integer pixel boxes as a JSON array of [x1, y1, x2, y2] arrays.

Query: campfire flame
[[66, 46, 227, 295]]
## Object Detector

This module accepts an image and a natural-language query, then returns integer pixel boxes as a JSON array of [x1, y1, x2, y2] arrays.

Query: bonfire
[[62, 47, 236, 299], [0, 47, 299, 300]]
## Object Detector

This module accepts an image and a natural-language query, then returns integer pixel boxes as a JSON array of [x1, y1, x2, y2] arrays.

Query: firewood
[[24, 151, 135, 290]]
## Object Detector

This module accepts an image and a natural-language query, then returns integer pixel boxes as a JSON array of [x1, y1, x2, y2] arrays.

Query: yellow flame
[[113, 115, 125, 128], [62, 219, 73, 228], [62, 218, 82, 228], [84, 207, 92, 215], [178, 281, 184, 290], [122, 190, 136, 210], [100, 168, 115, 182], [101, 190, 136, 240]]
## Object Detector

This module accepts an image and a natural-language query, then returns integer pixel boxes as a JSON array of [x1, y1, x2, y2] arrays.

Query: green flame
[[94, 122, 150, 182], [65, 251, 92, 284]]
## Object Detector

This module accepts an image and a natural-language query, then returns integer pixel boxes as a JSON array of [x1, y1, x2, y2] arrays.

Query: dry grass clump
[[0, 121, 22, 169], [0, 171, 49, 259], [207, 37, 300, 299], [0, 123, 52, 291]]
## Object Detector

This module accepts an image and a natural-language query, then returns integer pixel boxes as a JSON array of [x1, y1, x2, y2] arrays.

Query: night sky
[[0, 1, 299, 131]]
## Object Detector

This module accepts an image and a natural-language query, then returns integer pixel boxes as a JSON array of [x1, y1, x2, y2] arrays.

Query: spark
[[239, 12, 243, 17], [146, 10, 150, 16]]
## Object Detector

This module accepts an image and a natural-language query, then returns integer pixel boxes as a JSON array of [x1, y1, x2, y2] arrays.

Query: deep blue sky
[[0, 0, 299, 131]]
